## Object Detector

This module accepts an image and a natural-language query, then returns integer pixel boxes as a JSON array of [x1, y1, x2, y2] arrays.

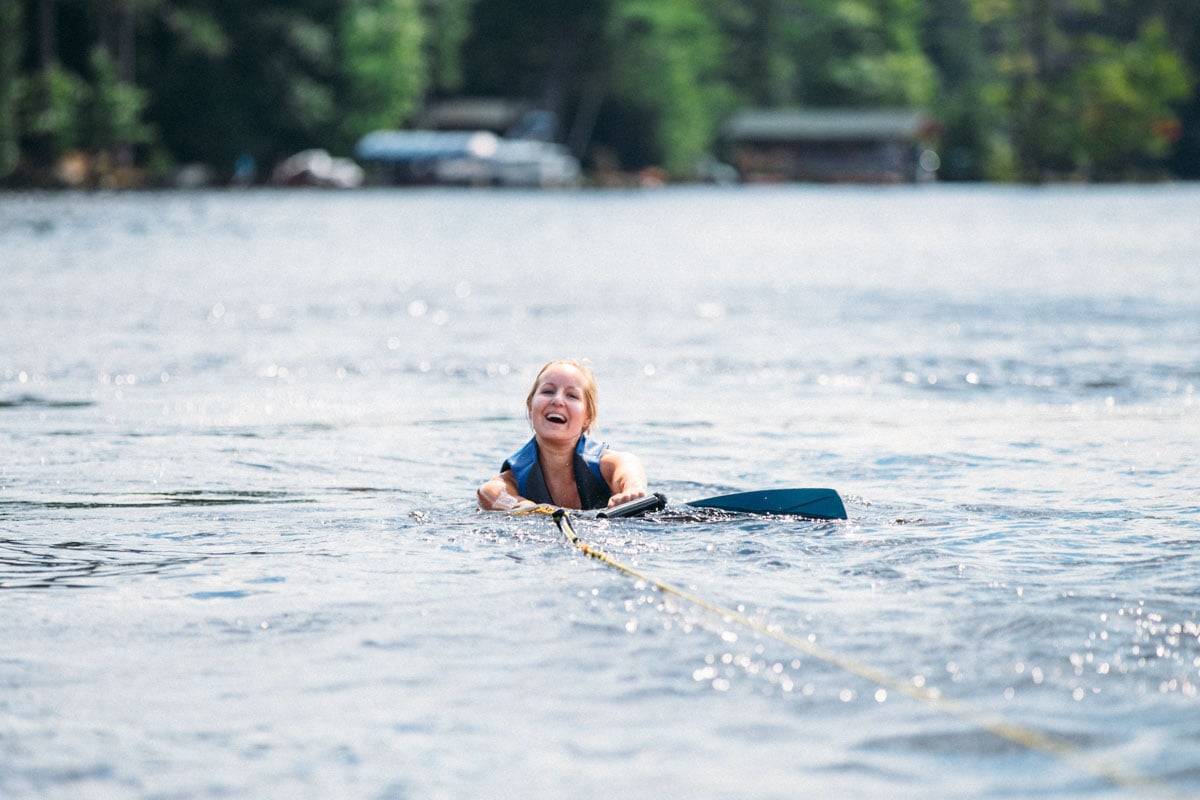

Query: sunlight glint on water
[[1, 186, 1198, 799]]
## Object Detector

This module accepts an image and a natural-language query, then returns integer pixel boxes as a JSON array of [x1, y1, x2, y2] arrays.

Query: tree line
[[1, 0, 1196, 185]]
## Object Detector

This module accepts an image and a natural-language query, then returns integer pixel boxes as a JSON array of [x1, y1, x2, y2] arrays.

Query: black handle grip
[[596, 492, 667, 519]]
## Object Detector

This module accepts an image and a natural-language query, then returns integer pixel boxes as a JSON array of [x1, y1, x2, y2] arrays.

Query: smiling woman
[[477, 360, 649, 511]]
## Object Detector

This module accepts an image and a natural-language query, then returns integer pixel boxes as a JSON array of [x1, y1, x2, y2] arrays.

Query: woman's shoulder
[[600, 446, 635, 461]]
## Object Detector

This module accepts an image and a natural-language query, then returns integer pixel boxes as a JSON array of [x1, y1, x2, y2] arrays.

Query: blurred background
[[1, 0, 1197, 189], [4, 4, 1200, 798]]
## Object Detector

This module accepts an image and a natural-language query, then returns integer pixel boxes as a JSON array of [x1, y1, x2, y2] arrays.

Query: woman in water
[[477, 359, 648, 511]]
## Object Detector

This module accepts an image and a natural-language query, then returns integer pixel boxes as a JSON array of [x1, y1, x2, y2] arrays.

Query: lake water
[[1, 185, 1198, 799]]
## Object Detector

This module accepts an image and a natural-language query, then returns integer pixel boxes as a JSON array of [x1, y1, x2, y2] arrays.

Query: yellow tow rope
[[524, 506, 1175, 796]]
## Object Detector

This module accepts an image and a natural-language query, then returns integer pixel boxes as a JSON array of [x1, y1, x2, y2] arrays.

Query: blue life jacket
[[502, 435, 612, 510]]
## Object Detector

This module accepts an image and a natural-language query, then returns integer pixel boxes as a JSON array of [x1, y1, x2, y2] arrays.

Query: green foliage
[[424, 0, 472, 92], [257, 9, 339, 135], [1073, 19, 1192, 178], [19, 65, 87, 159], [459, 1, 610, 100], [340, 0, 427, 142], [0, 0, 20, 177], [786, 0, 937, 107], [161, 7, 231, 58], [140, 2, 345, 168], [80, 46, 153, 154], [1158, 0, 1200, 177], [988, 0, 1081, 179], [704, 0, 796, 106], [609, 0, 729, 175], [978, 0, 1196, 180], [4, 0, 1198, 182], [981, 130, 1018, 181], [830, 50, 936, 106], [922, 0, 998, 179]]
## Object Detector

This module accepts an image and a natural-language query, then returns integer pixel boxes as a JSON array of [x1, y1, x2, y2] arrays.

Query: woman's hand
[[477, 474, 526, 511], [601, 449, 649, 509], [607, 489, 647, 508]]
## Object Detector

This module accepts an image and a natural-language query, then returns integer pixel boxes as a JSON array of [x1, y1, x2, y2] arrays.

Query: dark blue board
[[687, 488, 847, 520]]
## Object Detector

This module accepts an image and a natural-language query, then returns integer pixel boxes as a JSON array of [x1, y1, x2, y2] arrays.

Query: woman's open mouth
[[545, 413, 567, 424]]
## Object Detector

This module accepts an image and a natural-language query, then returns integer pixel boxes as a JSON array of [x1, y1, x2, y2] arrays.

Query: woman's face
[[529, 363, 590, 445]]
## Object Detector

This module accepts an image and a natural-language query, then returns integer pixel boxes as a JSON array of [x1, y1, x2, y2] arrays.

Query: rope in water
[[515, 505, 1174, 796]]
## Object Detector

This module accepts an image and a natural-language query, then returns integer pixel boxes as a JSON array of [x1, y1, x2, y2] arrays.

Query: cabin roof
[[416, 98, 529, 132], [723, 109, 932, 142]]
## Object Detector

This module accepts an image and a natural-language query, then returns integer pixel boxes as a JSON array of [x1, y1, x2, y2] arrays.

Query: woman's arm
[[600, 450, 648, 507], [477, 470, 530, 511]]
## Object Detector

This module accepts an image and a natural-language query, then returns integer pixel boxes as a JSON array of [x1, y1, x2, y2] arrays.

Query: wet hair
[[526, 359, 599, 433]]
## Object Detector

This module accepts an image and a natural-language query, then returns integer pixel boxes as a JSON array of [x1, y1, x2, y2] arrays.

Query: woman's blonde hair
[[526, 359, 599, 433]]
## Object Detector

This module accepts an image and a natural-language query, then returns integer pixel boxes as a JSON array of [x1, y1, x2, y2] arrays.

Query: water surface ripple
[[2, 187, 1198, 799]]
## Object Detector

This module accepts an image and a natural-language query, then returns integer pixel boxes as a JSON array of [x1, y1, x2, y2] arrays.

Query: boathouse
[[416, 98, 557, 142], [721, 109, 939, 183]]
